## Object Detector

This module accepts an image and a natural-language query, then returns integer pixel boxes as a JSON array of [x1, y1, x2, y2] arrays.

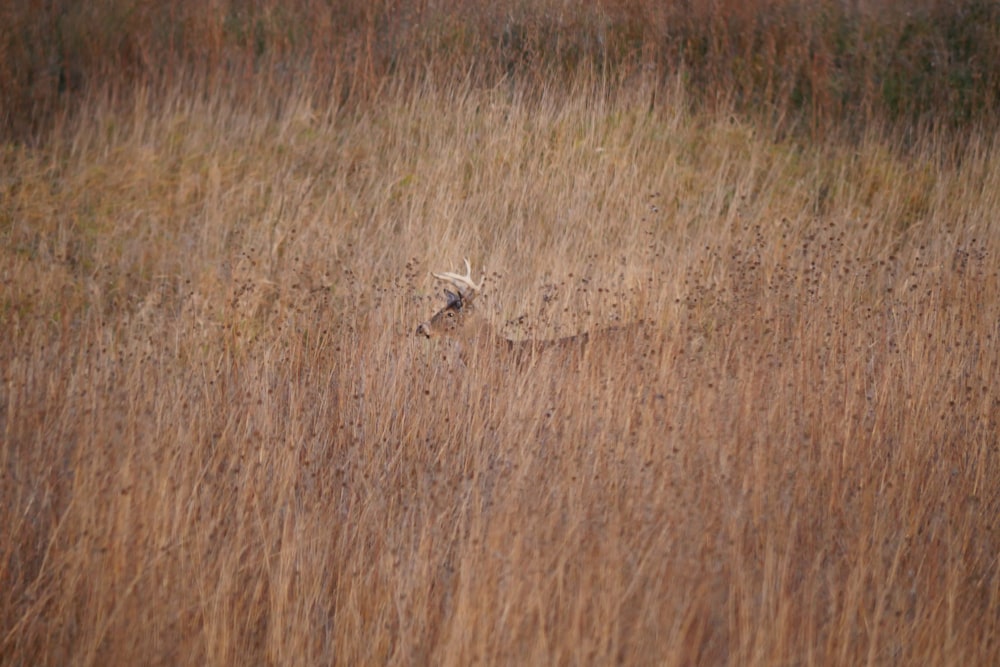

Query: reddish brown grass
[[1, 70, 998, 664], [4, 0, 1000, 141]]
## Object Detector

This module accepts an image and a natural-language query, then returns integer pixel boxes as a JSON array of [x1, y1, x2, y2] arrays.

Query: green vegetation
[[2, 2, 998, 664], [4, 0, 1000, 141]]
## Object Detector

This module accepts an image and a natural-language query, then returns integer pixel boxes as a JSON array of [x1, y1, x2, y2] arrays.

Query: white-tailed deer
[[416, 259, 651, 363]]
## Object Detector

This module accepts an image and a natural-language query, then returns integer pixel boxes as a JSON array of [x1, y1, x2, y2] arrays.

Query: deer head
[[415, 259, 487, 340]]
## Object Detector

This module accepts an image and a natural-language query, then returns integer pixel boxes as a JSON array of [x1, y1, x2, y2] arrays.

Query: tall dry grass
[[2, 69, 999, 664], [4, 0, 1000, 141]]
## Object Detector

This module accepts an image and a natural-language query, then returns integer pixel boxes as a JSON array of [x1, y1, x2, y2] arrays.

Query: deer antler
[[432, 258, 482, 295]]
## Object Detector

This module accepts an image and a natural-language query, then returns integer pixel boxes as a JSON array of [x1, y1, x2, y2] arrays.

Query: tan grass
[[1, 74, 998, 665]]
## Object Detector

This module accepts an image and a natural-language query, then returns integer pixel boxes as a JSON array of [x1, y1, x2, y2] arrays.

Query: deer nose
[[416, 322, 431, 338]]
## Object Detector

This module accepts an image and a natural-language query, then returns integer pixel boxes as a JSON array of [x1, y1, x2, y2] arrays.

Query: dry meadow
[[3, 3, 1000, 664]]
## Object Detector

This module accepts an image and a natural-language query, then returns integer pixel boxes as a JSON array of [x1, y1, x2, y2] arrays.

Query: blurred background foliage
[[3, 0, 1000, 142]]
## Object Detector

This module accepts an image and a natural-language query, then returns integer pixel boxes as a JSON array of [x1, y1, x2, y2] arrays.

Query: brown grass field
[[2, 3, 1000, 665]]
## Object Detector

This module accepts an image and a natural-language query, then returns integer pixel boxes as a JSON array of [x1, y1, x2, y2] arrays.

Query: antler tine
[[432, 258, 482, 292]]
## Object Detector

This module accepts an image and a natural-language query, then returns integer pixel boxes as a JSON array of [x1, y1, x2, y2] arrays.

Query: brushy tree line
[[3, 0, 1000, 142]]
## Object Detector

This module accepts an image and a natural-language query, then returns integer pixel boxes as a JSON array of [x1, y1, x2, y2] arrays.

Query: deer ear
[[444, 289, 462, 307]]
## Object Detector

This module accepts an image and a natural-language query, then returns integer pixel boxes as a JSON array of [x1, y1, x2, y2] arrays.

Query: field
[[3, 2, 1000, 665]]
